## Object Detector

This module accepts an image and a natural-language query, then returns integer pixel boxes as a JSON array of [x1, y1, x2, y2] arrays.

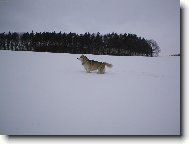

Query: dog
[[77, 55, 112, 74]]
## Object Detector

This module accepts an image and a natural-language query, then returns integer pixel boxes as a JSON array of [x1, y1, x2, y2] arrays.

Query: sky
[[0, 0, 180, 55]]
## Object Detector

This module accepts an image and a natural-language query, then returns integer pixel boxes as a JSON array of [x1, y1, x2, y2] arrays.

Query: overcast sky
[[0, 0, 179, 55]]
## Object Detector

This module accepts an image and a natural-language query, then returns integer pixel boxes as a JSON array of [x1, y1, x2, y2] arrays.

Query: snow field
[[0, 51, 180, 135]]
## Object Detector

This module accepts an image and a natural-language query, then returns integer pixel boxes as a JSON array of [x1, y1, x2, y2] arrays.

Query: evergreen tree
[[0, 31, 160, 56]]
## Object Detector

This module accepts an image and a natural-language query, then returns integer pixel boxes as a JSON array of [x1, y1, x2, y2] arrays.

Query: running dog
[[77, 55, 112, 74]]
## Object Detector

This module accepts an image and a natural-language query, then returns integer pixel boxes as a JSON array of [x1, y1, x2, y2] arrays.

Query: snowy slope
[[0, 51, 180, 135]]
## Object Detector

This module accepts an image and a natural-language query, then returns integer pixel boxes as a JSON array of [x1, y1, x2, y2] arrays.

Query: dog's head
[[77, 55, 88, 63]]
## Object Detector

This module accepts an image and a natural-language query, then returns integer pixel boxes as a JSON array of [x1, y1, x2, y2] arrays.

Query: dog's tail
[[104, 62, 113, 68]]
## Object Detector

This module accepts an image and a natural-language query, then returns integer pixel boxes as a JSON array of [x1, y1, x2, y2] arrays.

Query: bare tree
[[147, 39, 161, 57]]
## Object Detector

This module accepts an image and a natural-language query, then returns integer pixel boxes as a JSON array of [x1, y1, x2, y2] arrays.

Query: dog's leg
[[84, 67, 90, 73], [102, 67, 105, 74], [86, 68, 90, 73], [97, 67, 105, 74], [100, 69, 105, 74]]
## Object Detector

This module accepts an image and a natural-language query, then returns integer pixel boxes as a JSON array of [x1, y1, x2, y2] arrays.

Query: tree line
[[0, 31, 160, 56]]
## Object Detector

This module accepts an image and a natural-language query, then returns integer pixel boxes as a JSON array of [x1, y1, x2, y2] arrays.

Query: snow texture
[[0, 51, 180, 135]]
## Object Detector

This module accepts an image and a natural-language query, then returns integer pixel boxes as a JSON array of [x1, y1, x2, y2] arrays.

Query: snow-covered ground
[[0, 51, 180, 135]]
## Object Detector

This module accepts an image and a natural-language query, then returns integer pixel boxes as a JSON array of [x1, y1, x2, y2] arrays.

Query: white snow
[[0, 51, 180, 135]]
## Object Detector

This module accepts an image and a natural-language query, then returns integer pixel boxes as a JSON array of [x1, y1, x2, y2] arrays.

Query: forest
[[0, 31, 160, 56]]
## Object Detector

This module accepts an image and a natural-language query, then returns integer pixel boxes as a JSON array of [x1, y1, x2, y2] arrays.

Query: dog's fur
[[77, 55, 112, 74]]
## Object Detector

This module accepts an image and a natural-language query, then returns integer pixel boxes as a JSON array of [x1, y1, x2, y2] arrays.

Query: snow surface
[[0, 51, 180, 135]]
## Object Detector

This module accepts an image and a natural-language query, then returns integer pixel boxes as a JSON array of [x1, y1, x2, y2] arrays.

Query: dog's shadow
[[77, 70, 115, 75], [78, 70, 98, 74]]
